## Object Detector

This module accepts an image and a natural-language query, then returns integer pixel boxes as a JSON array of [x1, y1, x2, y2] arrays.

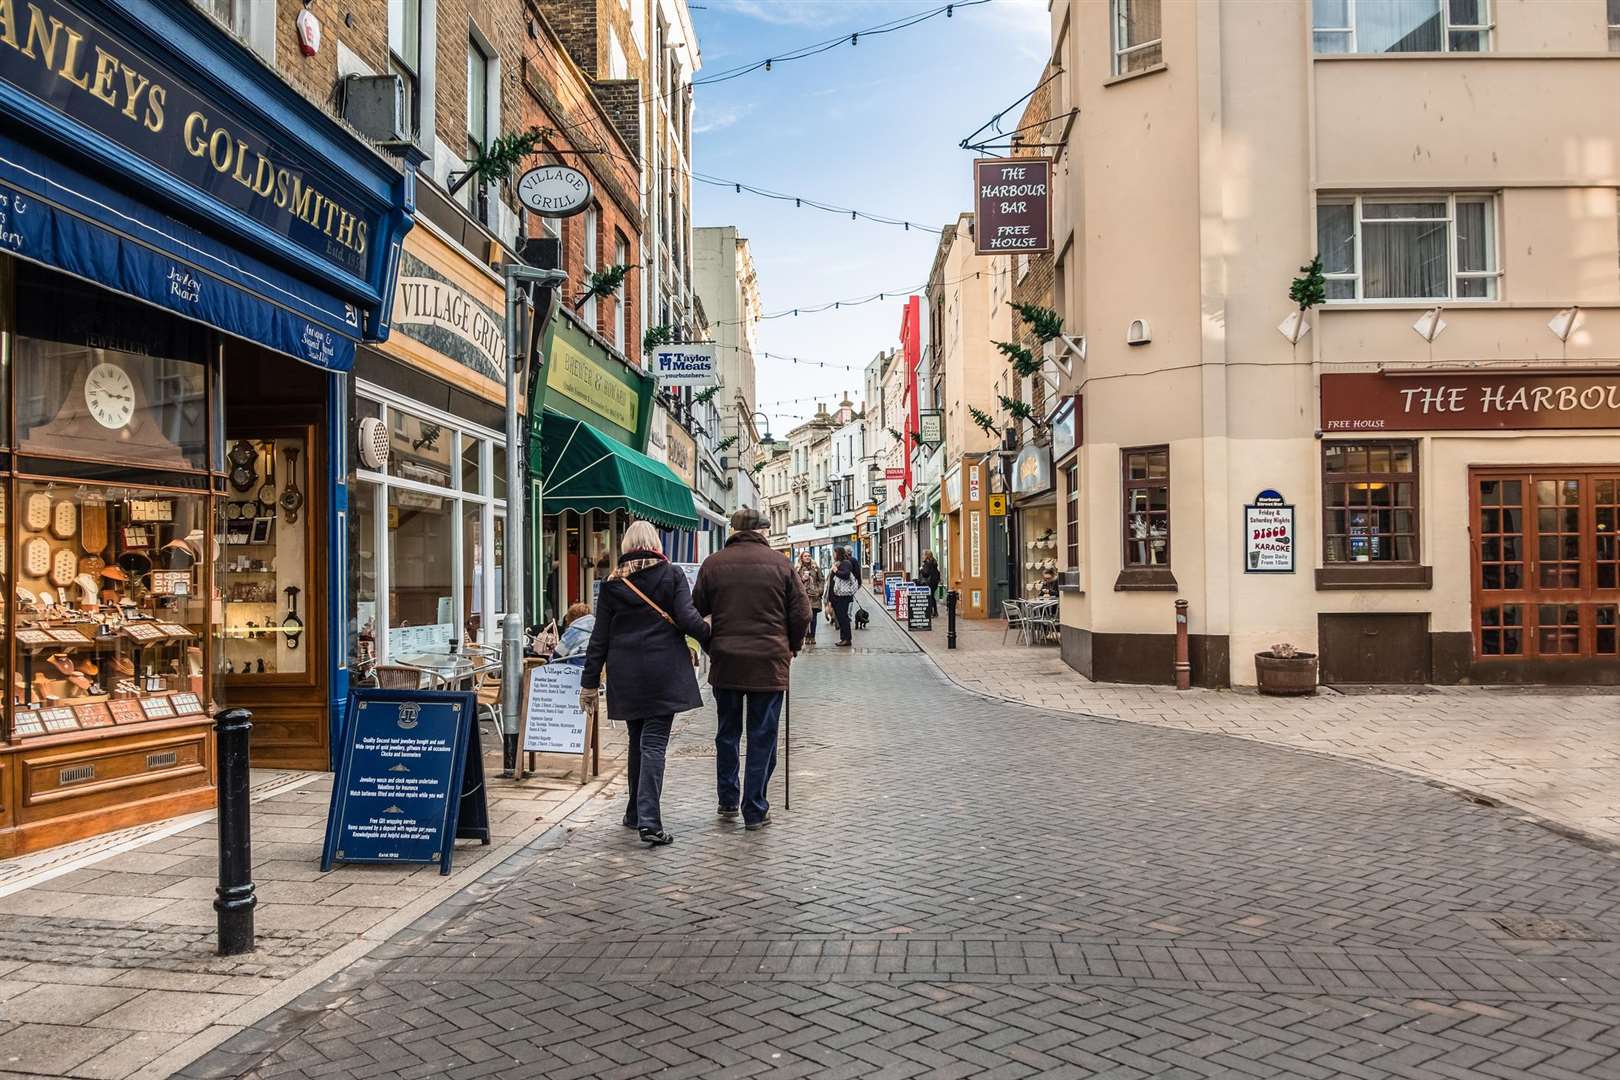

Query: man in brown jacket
[[692, 507, 811, 830]]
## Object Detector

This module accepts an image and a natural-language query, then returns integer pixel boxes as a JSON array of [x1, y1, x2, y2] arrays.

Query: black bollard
[[213, 708, 256, 956], [946, 590, 959, 650], [501, 732, 519, 778]]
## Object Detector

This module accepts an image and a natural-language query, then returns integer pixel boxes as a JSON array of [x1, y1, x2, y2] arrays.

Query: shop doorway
[[222, 350, 330, 768], [1471, 467, 1620, 675]]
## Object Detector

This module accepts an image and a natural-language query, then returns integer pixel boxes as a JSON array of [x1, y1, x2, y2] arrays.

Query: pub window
[[1322, 441, 1418, 563], [1121, 446, 1169, 568], [1111, 0, 1163, 74]]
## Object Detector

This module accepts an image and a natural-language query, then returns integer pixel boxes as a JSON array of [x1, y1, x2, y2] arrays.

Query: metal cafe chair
[[1001, 599, 1030, 646], [1026, 599, 1059, 646]]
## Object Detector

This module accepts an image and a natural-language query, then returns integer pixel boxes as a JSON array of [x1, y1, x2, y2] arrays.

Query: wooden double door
[[1471, 466, 1619, 665]]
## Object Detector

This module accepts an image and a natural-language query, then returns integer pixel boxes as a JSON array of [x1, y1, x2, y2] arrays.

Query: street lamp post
[[501, 264, 566, 776]]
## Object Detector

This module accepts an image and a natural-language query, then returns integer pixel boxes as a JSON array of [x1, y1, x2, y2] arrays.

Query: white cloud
[[694, 102, 753, 134]]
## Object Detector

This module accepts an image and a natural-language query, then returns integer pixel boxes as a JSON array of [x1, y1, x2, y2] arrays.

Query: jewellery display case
[[0, 260, 223, 855]]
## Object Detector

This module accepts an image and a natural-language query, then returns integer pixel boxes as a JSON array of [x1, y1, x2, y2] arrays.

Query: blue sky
[[688, 0, 1049, 435]]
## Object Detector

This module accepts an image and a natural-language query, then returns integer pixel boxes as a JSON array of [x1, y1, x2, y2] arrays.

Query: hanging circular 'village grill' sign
[[516, 165, 593, 217]]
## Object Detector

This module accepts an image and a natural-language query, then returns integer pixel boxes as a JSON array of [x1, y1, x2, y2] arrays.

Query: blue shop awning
[[0, 133, 361, 371], [0, 0, 416, 369]]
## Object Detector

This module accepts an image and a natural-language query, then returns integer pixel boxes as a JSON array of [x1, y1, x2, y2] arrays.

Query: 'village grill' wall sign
[[0, 0, 377, 277], [393, 252, 507, 382], [1321, 372, 1620, 432]]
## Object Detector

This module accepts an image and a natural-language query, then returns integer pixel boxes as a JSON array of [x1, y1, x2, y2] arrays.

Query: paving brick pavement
[[180, 601, 1620, 1079], [908, 605, 1620, 849], [0, 719, 628, 1079]]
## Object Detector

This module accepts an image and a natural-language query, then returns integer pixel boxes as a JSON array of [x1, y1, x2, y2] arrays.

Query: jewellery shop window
[[221, 433, 309, 679], [7, 264, 222, 739]]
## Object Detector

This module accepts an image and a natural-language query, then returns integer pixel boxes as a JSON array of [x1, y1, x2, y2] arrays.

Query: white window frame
[[582, 205, 599, 329], [1312, 0, 1493, 54], [389, 0, 424, 140], [1317, 193, 1500, 303], [613, 232, 629, 355], [1110, 0, 1163, 75], [355, 383, 507, 665]]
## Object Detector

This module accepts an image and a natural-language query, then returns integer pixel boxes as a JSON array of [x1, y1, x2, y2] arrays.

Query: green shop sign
[[532, 313, 651, 450]]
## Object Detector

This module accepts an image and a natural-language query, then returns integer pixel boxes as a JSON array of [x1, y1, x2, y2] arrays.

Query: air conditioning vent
[[342, 74, 408, 145]]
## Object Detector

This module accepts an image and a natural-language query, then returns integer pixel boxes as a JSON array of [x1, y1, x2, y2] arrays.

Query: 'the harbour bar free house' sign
[[1321, 372, 1620, 432], [974, 158, 1052, 255]]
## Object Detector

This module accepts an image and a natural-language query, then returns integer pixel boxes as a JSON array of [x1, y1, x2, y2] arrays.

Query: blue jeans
[[713, 689, 783, 824]]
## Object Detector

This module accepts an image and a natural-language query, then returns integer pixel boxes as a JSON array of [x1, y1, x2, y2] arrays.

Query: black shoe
[[718, 805, 740, 819], [639, 828, 674, 846], [744, 812, 772, 832], [837, 640, 852, 647]]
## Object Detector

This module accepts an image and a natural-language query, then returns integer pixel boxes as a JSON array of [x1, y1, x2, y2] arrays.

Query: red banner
[[899, 296, 921, 497]]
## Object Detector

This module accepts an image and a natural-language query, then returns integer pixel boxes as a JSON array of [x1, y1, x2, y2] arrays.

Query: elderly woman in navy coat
[[580, 521, 710, 846]]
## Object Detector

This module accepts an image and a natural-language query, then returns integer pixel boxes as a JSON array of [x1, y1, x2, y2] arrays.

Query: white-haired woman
[[580, 520, 710, 846]]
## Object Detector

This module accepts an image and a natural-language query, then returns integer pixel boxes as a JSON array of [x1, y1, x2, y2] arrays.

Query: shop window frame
[[1062, 454, 1081, 589], [2, 262, 227, 744], [354, 384, 507, 666]]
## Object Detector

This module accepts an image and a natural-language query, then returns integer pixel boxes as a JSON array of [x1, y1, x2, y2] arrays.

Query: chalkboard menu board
[[321, 689, 489, 875], [907, 586, 932, 630]]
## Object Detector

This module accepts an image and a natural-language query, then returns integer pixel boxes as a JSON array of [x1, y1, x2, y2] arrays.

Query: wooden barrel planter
[[1255, 650, 1318, 696]]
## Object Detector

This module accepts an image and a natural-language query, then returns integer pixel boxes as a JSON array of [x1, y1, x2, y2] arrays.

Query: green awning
[[533, 408, 699, 530]]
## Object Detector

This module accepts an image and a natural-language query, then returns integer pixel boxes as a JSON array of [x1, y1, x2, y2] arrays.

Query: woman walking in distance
[[580, 521, 710, 846], [826, 546, 860, 647]]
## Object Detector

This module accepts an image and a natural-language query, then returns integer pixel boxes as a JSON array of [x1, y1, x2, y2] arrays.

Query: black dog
[[853, 607, 870, 630]]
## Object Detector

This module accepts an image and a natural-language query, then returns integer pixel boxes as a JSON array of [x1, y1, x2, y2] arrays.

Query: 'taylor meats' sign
[[1321, 372, 1620, 432], [974, 158, 1052, 255]]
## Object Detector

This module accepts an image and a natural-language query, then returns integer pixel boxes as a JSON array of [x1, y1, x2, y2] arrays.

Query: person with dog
[[795, 551, 825, 646], [693, 507, 810, 831], [825, 545, 860, 647], [579, 521, 711, 848]]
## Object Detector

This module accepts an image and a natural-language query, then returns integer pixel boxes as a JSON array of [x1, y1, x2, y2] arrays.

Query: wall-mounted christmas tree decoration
[[968, 406, 998, 439], [994, 340, 1042, 378], [1010, 302, 1064, 343], [998, 395, 1036, 425]]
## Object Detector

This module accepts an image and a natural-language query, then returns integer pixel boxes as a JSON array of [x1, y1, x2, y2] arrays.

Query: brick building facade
[[522, 1, 645, 364]]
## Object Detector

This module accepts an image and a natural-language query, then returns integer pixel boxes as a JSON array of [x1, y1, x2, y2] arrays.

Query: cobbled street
[[184, 604, 1620, 1079]]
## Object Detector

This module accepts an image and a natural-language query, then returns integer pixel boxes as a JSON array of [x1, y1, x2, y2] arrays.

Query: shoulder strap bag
[[610, 568, 675, 626]]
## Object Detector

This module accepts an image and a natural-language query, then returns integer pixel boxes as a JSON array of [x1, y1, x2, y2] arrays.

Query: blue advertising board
[[321, 689, 489, 876]]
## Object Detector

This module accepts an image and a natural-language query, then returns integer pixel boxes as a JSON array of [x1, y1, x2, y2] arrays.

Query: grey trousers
[[625, 715, 674, 830]]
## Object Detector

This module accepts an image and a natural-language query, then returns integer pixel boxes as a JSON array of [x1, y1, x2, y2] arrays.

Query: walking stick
[[784, 680, 791, 810]]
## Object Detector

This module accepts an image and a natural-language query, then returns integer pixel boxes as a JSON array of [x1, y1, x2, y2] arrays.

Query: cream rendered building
[[928, 216, 1005, 616], [1048, 0, 1620, 687]]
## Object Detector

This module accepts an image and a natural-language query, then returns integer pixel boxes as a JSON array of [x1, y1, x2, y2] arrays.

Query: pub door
[[1471, 467, 1620, 678]]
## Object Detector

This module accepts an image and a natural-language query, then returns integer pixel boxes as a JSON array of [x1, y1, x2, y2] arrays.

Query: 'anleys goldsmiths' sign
[[0, 0, 374, 276]]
